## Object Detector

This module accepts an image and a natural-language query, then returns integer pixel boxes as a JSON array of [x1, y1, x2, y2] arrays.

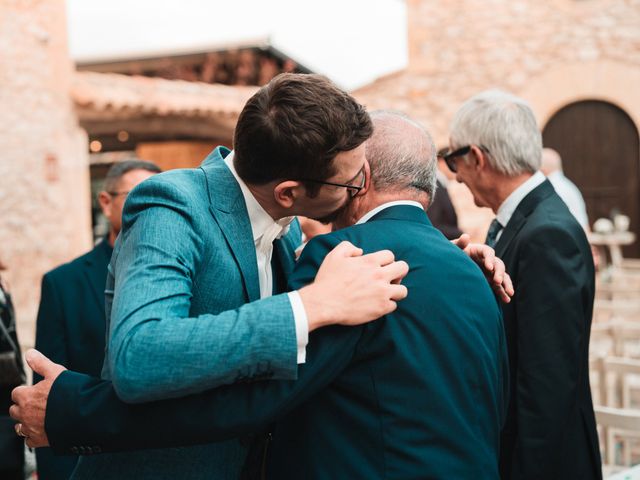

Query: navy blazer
[[45, 205, 508, 479], [34, 239, 112, 480], [494, 181, 601, 480]]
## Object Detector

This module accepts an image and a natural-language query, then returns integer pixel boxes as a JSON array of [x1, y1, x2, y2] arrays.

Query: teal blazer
[[48, 205, 508, 479], [67, 147, 302, 479]]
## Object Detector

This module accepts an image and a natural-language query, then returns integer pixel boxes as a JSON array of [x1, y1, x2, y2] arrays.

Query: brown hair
[[233, 73, 372, 195]]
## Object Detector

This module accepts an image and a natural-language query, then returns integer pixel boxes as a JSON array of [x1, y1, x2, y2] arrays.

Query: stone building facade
[[354, 0, 640, 244], [0, 3, 256, 349], [0, 0, 91, 347]]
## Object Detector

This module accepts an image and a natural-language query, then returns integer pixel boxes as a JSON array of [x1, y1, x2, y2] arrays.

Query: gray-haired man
[[443, 90, 601, 480]]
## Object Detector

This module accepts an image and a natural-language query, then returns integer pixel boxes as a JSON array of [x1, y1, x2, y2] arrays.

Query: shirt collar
[[356, 200, 424, 225], [495, 170, 546, 228], [224, 151, 293, 243]]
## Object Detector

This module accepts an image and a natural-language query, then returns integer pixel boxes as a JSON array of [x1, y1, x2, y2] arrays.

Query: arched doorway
[[542, 100, 640, 258]]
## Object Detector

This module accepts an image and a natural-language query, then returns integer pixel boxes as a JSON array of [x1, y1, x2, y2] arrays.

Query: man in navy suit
[[443, 90, 601, 479], [33, 160, 160, 479], [18, 111, 509, 479]]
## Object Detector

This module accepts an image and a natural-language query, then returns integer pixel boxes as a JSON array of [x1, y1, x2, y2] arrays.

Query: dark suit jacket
[[428, 180, 463, 240], [45, 205, 508, 479], [494, 181, 601, 480], [34, 240, 112, 480]]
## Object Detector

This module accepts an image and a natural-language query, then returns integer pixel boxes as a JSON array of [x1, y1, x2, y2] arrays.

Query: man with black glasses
[[14, 74, 412, 480], [444, 90, 601, 480]]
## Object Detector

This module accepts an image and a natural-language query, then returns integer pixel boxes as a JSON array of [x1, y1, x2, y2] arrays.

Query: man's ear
[[360, 160, 372, 196], [97, 191, 112, 217], [273, 180, 303, 209], [470, 145, 487, 171]]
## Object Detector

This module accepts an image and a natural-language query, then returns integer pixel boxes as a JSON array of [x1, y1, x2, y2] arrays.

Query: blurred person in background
[[33, 160, 160, 480], [445, 90, 600, 480], [540, 147, 589, 230], [0, 258, 25, 480]]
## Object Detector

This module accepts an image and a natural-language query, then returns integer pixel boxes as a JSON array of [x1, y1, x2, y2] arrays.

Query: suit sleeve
[[106, 177, 298, 403], [512, 225, 592, 479], [46, 235, 362, 454], [34, 274, 67, 384]]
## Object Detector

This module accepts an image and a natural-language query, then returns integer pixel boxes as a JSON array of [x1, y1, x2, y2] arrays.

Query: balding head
[[366, 110, 438, 205], [331, 111, 438, 229], [540, 148, 563, 176]]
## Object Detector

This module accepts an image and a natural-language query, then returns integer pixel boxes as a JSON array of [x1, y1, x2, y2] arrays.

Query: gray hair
[[103, 159, 162, 193], [450, 89, 542, 176], [366, 110, 438, 206]]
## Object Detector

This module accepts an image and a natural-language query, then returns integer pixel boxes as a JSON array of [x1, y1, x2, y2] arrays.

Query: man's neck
[[245, 183, 282, 220], [354, 191, 428, 222], [487, 173, 533, 213]]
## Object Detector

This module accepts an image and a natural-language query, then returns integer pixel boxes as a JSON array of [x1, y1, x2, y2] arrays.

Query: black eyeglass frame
[[440, 145, 490, 173], [298, 165, 366, 198]]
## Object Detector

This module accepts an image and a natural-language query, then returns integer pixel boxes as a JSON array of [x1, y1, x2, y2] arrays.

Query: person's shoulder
[[124, 168, 208, 215], [132, 168, 206, 198], [520, 194, 589, 249], [44, 247, 97, 281]]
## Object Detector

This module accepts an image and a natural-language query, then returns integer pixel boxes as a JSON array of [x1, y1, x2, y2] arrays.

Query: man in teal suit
[[15, 111, 509, 479], [12, 74, 411, 479]]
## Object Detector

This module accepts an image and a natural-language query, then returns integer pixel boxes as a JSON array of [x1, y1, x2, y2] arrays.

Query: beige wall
[[0, 0, 91, 349], [355, 0, 640, 242]]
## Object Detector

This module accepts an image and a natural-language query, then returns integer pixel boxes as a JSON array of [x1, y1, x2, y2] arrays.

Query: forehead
[[119, 168, 156, 186]]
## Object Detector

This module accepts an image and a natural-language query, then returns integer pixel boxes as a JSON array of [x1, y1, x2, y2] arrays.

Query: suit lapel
[[82, 240, 112, 309], [201, 147, 261, 302], [495, 180, 556, 257]]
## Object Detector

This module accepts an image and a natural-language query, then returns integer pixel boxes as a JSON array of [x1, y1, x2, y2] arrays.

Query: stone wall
[[354, 0, 640, 241], [0, 0, 91, 349]]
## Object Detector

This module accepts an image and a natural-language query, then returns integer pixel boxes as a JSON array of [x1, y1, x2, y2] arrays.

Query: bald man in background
[[540, 148, 589, 230]]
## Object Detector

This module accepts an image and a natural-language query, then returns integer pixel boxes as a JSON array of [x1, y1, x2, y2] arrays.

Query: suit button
[[86, 447, 94, 455], [70, 447, 79, 455], [78, 446, 86, 455]]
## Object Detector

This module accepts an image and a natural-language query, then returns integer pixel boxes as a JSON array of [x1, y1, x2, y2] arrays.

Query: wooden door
[[542, 100, 640, 258]]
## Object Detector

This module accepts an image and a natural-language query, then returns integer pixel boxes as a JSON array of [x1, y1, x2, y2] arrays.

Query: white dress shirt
[[494, 171, 546, 243], [224, 152, 309, 363], [547, 171, 589, 230]]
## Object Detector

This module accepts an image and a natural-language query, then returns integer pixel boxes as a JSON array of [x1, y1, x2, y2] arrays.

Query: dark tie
[[485, 219, 503, 248]]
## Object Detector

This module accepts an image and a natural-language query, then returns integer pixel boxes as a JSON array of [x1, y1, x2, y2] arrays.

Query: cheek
[[110, 202, 126, 226], [319, 190, 348, 210]]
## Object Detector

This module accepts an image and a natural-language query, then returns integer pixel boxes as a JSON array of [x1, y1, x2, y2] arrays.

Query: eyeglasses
[[299, 165, 366, 198], [439, 145, 490, 173], [107, 191, 130, 197]]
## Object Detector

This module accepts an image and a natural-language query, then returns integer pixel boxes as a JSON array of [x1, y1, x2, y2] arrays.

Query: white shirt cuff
[[287, 291, 309, 364]]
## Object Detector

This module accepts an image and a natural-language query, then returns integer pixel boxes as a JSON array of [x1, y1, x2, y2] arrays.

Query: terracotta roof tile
[[72, 71, 258, 118]]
